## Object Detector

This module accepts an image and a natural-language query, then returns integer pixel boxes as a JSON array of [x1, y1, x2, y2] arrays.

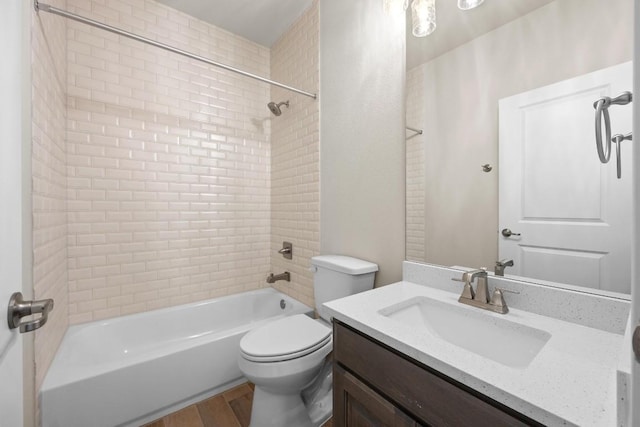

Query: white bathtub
[[40, 288, 313, 427]]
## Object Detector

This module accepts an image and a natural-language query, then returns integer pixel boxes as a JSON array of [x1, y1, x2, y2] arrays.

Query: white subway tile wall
[[32, 0, 69, 391], [270, 1, 320, 308], [65, 0, 272, 324], [406, 66, 426, 262]]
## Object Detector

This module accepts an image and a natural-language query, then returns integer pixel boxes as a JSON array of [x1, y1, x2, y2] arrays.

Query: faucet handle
[[460, 283, 475, 300], [490, 288, 508, 313], [490, 287, 520, 314], [451, 276, 475, 300], [496, 287, 520, 295]]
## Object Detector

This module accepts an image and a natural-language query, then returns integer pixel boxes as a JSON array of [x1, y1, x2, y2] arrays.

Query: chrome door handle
[[501, 228, 521, 238], [7, 292, 54, 333]]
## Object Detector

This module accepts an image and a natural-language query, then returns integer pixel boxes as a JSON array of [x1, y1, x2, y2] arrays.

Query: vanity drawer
[[333, 321, 541, 427]]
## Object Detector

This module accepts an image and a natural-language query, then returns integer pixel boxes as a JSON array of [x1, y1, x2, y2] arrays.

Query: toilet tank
[[310, 255, 378, 322]]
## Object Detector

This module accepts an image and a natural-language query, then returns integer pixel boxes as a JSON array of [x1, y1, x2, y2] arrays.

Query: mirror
[[405, 0, 634, 295]]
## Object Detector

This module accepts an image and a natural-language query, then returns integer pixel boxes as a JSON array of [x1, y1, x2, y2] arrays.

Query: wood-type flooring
[[143, 383, 333, 427]]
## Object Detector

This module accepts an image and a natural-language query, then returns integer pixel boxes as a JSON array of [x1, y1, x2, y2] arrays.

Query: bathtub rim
[[41, 287, 313, 392]]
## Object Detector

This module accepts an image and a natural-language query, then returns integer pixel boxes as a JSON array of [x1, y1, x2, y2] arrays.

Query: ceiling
[[155, 0, 313, 47], [406, 0, 555, 69], [154, 0, 555, 66]]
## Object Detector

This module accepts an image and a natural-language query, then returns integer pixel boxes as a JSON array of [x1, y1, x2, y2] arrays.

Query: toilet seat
[[240, 314, 331, 363]]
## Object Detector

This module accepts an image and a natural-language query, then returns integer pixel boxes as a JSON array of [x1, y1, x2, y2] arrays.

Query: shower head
[[267, 100, 289, 116]]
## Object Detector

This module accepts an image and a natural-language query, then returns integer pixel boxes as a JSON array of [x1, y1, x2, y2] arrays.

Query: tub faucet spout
[[267, 272, 290, 283]]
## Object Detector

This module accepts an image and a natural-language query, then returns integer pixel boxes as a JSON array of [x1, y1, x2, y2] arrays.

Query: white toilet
[[238, 255, 378, 427]]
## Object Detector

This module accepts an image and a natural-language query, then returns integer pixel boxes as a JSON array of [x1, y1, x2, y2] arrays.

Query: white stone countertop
[[324, 281, 624, 427]]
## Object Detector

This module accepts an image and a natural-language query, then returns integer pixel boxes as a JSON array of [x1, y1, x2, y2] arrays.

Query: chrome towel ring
[[594, 98, 612, 162], [593, 91, 633, 179]]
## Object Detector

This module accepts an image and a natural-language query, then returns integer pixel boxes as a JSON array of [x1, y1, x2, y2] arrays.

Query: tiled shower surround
[[405, 66, 426, 263], [32, 0, 68, 390], [270, 1, 320, 308], [33, 0, 320, 396], [66, 0, 271, 324]]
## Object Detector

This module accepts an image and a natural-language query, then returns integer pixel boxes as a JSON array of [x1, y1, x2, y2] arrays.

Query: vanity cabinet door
[[334, 364, 417, 427]]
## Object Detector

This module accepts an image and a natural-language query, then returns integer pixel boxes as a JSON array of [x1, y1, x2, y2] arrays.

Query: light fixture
[[411, 0, 436, 37], [457, 0, 485, 10], [383, 0, 409, 15], [392, 0, 484, 38]]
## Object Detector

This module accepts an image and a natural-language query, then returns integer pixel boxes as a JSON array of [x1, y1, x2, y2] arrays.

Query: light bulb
[[411, 0, 436, 37], [383, 0, 409, 15], [457, 0, 485, 10]]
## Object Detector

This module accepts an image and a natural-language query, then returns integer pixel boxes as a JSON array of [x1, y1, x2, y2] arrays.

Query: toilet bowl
[[238, 255, 378, 427], [239, 314, 332, 427]]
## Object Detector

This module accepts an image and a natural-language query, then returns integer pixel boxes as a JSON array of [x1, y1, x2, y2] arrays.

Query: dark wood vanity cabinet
[[332, 321, 543, 427], [334, 364, 417, 427]]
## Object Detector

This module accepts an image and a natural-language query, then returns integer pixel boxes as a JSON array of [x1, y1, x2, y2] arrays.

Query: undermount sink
[[379, 296, 551, 369]]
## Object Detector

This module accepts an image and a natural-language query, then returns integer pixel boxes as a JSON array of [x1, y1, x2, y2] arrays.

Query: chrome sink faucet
[[461, 269, 489, 302], [494, 259, 514, 276], [452, 268, 517, 314]]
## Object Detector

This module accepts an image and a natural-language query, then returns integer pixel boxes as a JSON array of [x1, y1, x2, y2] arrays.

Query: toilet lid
[[240, 314, 332, 362]]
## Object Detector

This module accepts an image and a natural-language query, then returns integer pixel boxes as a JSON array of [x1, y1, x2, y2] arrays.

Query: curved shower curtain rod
[[34, 0, 318, 100]]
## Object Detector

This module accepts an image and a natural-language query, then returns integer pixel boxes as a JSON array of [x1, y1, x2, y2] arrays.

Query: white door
[[499, 62, 633, 294], [0, 1, 26, 425]]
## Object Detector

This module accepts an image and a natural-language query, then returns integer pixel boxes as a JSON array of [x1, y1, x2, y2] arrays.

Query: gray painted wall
[[319, 0, 406, 287]]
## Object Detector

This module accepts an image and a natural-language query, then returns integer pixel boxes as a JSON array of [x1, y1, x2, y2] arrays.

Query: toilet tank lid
[[310, 255, 378, 275]]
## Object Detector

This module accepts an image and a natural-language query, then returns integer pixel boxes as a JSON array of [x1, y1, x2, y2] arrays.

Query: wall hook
[[482, 164, 492, 172]]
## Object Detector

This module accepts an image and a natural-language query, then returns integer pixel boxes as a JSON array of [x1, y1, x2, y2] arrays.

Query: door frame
[[0, 1, 35, 426], [21, 0, 35, 424], [630, 1, 640, 425]]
